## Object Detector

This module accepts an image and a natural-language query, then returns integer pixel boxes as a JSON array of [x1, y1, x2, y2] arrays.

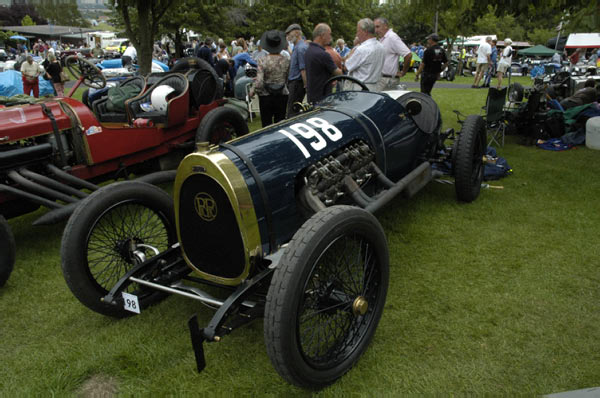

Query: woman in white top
[[496, 38, 513, 89]]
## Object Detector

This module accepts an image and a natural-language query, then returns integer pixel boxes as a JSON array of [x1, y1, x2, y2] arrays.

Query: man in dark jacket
[[196, 38, 215, 68], [305, 23, 342, 103], [414, 33, 447, 96]]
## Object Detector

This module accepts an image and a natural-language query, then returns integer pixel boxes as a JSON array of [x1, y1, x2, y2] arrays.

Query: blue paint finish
[[219, 90, 438, 252]]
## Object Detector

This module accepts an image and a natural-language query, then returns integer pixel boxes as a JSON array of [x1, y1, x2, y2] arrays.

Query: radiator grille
[[179, 173, 245, 278]]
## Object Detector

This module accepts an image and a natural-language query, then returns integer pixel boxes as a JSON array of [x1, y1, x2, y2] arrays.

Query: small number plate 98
[[122, 292, 140, 314]]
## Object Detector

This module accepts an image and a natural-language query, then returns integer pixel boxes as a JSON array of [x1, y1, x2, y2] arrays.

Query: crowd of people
[[190, 18, 448, 127]]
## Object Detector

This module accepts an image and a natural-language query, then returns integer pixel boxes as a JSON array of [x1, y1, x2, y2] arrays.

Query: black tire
[[508, 82, 524, 102], [264, 205, 389, 389], [171, 56, 208, 73], [446, 67, 456, 81], [195, 106, 249, 145], [454, 115, 486, 203], [0, 215, 16, 287], [61, 181, 176, 317]]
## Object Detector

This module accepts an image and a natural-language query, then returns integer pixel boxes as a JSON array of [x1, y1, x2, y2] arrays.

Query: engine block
[[304, 141, 375, 206]]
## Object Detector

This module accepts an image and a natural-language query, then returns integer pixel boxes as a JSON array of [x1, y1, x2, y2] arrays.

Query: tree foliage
[[0, 4, 46, 26], [21, 15, 35, 26], [35, 0, 90, 28], [108, 0, 179, 75]]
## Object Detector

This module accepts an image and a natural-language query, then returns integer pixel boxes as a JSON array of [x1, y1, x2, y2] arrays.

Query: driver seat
[[92, 77, 146, 123], [126, 73, 189, 128]]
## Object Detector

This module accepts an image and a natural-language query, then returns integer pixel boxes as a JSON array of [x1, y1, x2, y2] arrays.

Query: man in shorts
[[472, 37, 492, 88]]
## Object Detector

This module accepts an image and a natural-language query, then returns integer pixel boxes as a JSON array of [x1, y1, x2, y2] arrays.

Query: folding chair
[[244, 82, 260, 123], [483, 87, 508, 147]]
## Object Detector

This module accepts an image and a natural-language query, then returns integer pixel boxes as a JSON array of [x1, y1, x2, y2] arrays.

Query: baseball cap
[[426, 33, 440, 42], [285, 23, 302, 35]]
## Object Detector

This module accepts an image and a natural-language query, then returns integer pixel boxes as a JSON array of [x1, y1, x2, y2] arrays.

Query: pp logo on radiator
[[194, 192, 217, 221]]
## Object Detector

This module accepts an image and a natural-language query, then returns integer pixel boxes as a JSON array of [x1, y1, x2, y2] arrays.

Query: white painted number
[[307, 117, 343, 141], [278, 117, 344, 159], [290, 123, 327, 151], [122, 292, 140, 314]]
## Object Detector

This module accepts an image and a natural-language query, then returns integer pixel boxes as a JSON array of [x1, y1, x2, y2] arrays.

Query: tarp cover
[[517, 45, 559, 57], [0, 70, 55, 97], [565, 33, 600, 48], [98, 59, 169, 71]]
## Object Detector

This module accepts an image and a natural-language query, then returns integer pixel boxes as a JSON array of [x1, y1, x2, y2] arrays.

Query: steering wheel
[[65, 55, 106, 89], [323, 75, 369, 96]]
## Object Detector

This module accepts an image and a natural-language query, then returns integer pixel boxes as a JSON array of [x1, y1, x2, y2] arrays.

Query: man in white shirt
[[374, 17, 412, 91], [344, 18, 385, 91], [122, 44, 137, 67], [472, 37, 492, 88]]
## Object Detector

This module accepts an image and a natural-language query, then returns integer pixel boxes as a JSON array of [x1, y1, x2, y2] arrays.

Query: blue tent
[[0, 70, 56, 97]]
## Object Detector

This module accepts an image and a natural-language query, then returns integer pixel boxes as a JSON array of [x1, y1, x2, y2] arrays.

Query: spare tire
[[172, 57, 221, 105], [195, 106, 248, 145], [508, 82, 524, 102]]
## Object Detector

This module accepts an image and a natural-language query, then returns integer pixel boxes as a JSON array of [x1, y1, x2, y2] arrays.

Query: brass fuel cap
[[352, 296, 368, 316]]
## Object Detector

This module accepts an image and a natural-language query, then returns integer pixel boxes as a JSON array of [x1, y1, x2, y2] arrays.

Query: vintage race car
[[0, 56, 248, 287], [60, 75, 486, 389]]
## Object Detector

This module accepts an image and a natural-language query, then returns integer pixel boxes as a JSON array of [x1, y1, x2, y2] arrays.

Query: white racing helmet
[[151, 85, 176, 112]]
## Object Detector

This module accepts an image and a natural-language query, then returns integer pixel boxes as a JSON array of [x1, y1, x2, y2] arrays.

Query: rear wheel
[[264, 205, 389, 389], [0, 215, 15, 287], [195, 106, 249, 145], [454, 115, 486, 202], [61, 181, 176, 317]]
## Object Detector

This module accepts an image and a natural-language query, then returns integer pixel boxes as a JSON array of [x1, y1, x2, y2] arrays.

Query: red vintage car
[[0, 56, 248, 286]]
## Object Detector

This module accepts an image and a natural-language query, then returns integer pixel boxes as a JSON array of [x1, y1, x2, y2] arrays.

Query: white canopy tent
[[565, 33, 600, 49]]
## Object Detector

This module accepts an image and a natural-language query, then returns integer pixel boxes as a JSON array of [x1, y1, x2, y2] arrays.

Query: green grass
[[2, 84, 600, 395]]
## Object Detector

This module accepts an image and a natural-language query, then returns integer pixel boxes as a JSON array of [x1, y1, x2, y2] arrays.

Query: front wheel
[[0, 215, 16, 287], [454, 115, 486, 202], [264, 205, 389, 389], [61, 181, 176, 317]]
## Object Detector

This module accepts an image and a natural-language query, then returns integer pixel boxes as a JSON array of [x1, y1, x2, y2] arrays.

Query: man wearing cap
[[344, 18, 385, 91], [374, 17, 412, 91], [304, 23, 342, 104], [472, 36, 492, 88], [414, 34, 447, 96], [285, 23, 308, 117], [496, 38, 513, 89]]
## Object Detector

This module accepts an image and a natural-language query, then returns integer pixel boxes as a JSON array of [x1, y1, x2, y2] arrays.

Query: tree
[[21, 15, 35, 26], [0, 4, 46, 26], [247, 0, 380, 44], [35, 0, 90, 28], [158, 0, 238, 57], [108, 0, 179, 75]]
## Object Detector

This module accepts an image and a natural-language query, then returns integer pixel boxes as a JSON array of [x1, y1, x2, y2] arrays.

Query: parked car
[[0, 56, 248, 287], [60, 75, 486, 389]]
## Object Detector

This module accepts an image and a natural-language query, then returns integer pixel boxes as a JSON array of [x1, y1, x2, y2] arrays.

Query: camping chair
[[483, 87, 508, 147], [245, 82, 260, 123], [453, 87, 508, 147]]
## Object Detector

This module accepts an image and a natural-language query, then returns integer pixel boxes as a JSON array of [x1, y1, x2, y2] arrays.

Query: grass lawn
[[1, 83, 600, 395]]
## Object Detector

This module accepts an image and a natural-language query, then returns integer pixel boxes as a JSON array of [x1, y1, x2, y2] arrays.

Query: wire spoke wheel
[[62, 181, 175, 317], [264, 205, 389, 389], [86, 201, 171, 293], [297, 234, 381, 369]]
